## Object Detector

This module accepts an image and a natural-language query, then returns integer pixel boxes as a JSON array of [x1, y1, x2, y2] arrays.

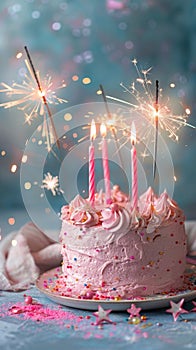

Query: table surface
[[0, 211, 196, 350], [0, 285, 196, 350]]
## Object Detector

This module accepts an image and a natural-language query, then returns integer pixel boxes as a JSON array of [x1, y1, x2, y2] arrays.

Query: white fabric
[[185, 221, 196, 254], [0, 221, 195, 291], [0, 222, 61, 291]]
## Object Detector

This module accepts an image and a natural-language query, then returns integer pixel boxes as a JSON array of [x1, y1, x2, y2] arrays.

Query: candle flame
[[100, 122, 107, 137], [90, 119, 96, 141], [131, 121, 136, 145]]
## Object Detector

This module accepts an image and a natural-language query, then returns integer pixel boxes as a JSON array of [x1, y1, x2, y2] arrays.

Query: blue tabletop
[[0, 286, 196, 350]]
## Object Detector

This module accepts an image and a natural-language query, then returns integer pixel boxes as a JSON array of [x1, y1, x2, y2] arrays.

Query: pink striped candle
[[89, 120, 96, 205], [131, 122, 138, 211], [100, 123, 111, 204]]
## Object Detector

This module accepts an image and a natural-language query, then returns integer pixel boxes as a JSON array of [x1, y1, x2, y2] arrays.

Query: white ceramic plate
[[36, 266, 196, 311]]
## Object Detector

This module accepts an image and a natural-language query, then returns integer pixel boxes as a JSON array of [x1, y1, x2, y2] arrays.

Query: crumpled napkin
[[185, 221, 196, 254], [0, 222, 61, 291], [0, 220, 195, 291]]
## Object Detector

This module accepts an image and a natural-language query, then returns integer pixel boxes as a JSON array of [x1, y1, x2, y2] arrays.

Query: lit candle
[[131, 122, 138, 211], [89, 119, 96, 205], [100, 123, 111, 204]]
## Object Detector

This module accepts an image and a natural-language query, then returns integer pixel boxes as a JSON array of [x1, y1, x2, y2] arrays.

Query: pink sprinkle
[[2, 302, 83, 325], [24, 296, 33, 305], [83, 332, 92, 339], [143, 332, 149, 338], [130, 256, 135, 260], [94, 334, 104, 339]]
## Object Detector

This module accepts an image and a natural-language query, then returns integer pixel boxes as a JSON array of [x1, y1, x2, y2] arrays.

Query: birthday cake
[[59, 185, 187, 300]]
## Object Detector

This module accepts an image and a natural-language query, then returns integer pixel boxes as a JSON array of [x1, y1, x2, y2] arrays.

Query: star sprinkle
[[127, 303, 142, 318], [93, 305, 113, 326], [166, 298, 188, 322], [190, 301, 196, 312]]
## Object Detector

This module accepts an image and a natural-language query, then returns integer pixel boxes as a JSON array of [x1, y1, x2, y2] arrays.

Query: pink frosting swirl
[[146, 212, 162, 233], [112, 185, 130, 204], [130, 210, 145, 229], [154, 191, 182, 220], [101, 203, 131, 233], [61, 187, 183, 232], [61, 195, 99, 227], [138, 187, 156, 218], [138, 187, 183, 232], [154, 191, 171, 220]]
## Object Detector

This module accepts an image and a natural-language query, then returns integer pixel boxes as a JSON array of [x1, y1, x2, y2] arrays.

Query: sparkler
[[99, 84, 124, 168], [153, 80, 159, 180], [24, 46, 60, 150], [106, 59, 195, 148], [0, 47, 68, 151], [41, 172, 64, 196]]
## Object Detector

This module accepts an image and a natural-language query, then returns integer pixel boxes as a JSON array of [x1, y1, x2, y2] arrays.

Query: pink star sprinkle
[[127, 303, 142, 318], [190, 301, 196, 312], [166, 298, 188, 322], [93, 305, 113, 326]]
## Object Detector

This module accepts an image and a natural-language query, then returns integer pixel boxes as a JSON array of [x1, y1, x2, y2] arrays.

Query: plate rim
[[35, 266, 196, 309]]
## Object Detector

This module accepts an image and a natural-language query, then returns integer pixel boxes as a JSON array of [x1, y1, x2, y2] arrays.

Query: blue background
[[0, 0, 195, 230]]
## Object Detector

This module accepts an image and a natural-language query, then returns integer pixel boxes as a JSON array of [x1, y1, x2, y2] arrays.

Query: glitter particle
[[22, 155, 28, 163], [8, 218, 15, 226], [24, 182, 32, 190], [10, 164, 17, 173], [185, 108, 191, 115], [72, 75, 79, 82], [52, 22, 61, 31], [82, 77, 91, 85], [16, 52, 23, 59], [11, 239, 17, 246], [64, 113, 72, 121], [32, 11, 40, 19]]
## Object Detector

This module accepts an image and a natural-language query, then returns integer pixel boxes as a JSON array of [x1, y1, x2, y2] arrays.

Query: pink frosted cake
[[59, 186, 187, 300]]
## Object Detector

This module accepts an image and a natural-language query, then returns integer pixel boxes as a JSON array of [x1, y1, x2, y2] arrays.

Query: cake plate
[[36, 265, 196, 311]]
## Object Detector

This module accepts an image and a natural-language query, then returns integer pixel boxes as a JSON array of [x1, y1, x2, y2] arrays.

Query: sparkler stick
[[24, 46, 60, 149], [153, 80, 159, 180], [99, 84, 124, 168]]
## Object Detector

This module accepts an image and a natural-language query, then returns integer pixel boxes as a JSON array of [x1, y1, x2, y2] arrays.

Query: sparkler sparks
[[0, 51, 68, 151], [107, 59, 195, 145], [41, 172, 64, 196]]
